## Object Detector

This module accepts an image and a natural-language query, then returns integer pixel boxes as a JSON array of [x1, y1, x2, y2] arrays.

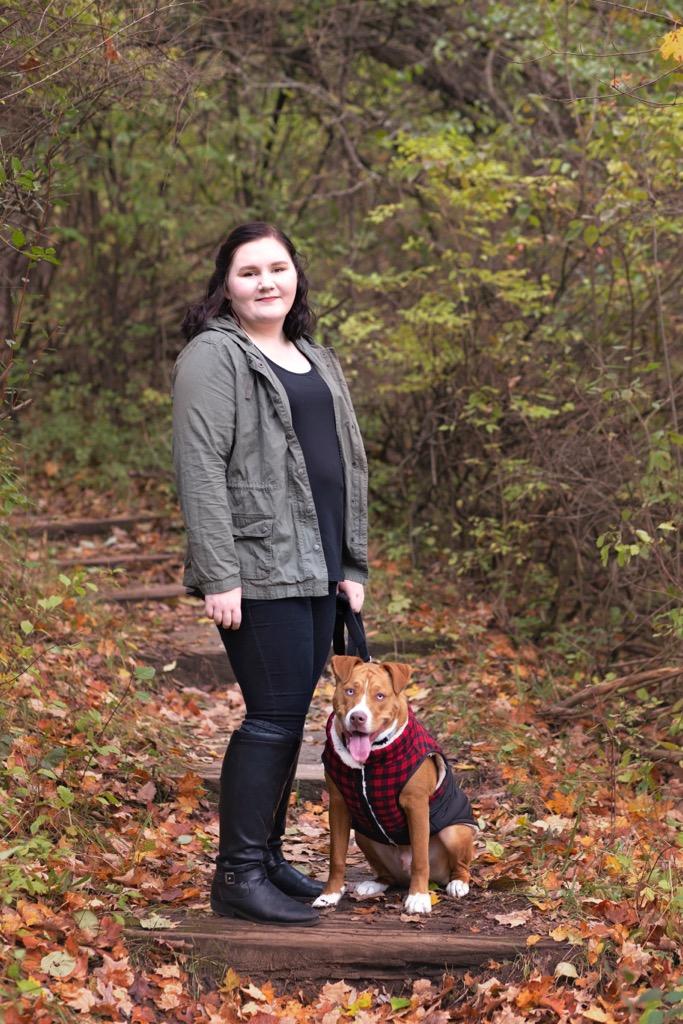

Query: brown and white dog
[[313, 655, 476, 915]]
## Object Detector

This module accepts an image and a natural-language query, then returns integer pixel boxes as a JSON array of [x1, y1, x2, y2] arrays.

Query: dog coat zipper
[[360, 765, 398, 846]]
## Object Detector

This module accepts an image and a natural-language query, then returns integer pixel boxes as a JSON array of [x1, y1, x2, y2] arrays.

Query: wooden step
[[58, 552, 178, 568], [99, 583, 189, 603], [197, 758, 325, 799], [125, 913, 567, 983], [143, 630, 451, 691], [13, 512, 164, 537], [142, 642, 236, 688]]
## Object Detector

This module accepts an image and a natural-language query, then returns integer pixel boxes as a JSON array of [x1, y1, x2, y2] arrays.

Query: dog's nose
[[350, 710, 368, 729]]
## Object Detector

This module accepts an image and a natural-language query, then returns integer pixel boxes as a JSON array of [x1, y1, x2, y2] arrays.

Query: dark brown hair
[[181, 222, 316, 342]]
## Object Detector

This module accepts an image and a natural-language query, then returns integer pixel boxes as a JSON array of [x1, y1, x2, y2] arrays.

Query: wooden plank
[[190, 757, 324, 799], [125, 915, 566, 981], [57, 552, 178, 568], [99, 583, 189, 603], [13, 512, 163, 538], [155, 635, 449, 691]]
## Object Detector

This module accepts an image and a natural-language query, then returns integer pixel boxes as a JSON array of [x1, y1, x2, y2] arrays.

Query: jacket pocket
[[231, 514, 274, 581]]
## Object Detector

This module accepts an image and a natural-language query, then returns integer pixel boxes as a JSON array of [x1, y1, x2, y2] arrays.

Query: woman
[[173, 222, 368, 926]]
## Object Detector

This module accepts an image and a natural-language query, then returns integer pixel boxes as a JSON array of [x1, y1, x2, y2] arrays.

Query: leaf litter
[[0, 507, 681, 1021]]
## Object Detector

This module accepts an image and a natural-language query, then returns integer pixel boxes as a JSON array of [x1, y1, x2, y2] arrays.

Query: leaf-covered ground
[[1, 488, 681, 1022]]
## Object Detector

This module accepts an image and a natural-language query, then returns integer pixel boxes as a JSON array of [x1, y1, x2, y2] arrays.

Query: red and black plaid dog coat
[[322, 709, 476, 845]]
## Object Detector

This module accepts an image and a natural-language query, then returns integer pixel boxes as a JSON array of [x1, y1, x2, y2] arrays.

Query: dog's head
[[329, 655, 412, 764]]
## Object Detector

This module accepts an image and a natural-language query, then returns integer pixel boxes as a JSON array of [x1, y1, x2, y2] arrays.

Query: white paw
[[446, 880, 469, 899], [312, 887, 345, 908], [404, 892, 432, 914], [354, 880, 389, 898]]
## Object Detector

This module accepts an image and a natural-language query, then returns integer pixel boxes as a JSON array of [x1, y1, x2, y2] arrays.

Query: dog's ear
[[330, 655, 364, 682], [381, 662, 412, 694]]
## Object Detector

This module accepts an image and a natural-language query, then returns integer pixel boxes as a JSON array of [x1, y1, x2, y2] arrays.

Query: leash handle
[[333, 591, 371, 663]]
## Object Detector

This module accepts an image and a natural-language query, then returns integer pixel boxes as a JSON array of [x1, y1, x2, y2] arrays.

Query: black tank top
[[264, 354, 345, 581]]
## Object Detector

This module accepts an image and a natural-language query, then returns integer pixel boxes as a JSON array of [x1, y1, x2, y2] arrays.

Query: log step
[[196, 758, 325, 798], [99, 583, 189, 603], [13, 513, 164, 537], [145, 634, 450, 688], [125, 913, 566, 983], [58, 552, 178, 568]]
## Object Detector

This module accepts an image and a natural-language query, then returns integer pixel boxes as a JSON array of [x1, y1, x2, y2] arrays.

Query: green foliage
[[18, 379, 172, 495], [635, 986, 683, 1024], [0, 433, 28, 518]]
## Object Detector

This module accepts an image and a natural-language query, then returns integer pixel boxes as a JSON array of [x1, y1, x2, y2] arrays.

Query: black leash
[[333, 591, 371, 663]]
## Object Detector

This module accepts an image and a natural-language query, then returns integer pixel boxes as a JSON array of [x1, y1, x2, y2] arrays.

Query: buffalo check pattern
[[322, 709, 475, 846]]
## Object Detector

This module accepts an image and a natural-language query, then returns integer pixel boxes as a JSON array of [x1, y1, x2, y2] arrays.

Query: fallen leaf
[[135, 780, 157, 802], [555, 961, 579, 979], [139, 913, 176, 929], [220, 967, 242, 993], [155, 963, 181, 978], [582, 1008, 609, 1022], [242, 982, 267, 1001], [63, 986, 97, 1011], [41, 951, 77, 979], [493, 908, 533, 927]]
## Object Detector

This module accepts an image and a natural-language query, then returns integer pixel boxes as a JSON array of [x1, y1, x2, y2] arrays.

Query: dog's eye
[[375, 693, 385, 701], [345, 687, 355, 696]]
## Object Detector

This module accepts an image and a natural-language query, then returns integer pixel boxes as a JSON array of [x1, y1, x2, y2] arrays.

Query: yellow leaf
[[603, 854, 622, 877], [550, 924, 585, 943], [220, 967, 241, 993], [660, 28, 683, 63], [526, 934, 542, 946], [430, 890, 440, 905], [582, 1008, 609, 1022]]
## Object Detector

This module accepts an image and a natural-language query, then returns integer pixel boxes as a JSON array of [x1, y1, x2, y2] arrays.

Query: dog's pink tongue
[[348, 732, 372, 763]]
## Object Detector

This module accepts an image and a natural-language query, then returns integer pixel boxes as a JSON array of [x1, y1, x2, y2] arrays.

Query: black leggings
[[217, 582, 338, 737]]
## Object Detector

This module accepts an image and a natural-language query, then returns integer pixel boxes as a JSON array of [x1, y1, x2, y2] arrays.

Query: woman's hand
[[205, 587, 242, 629], [337, 580, 364, 613]]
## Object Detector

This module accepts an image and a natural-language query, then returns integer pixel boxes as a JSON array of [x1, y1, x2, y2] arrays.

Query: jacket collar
[[206, 315, 322, 358], [206, 315, 338, 390]]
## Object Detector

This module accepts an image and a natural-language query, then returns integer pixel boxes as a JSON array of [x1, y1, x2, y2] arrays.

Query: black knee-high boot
[[265, 737, 324, 899], [211, 728, 319, 925]]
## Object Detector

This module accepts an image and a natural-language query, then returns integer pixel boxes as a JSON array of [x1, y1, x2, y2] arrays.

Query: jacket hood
[[204, 315, 317, 354]]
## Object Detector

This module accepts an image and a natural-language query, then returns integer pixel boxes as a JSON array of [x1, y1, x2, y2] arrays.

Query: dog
[[313, 655, 476, 915]]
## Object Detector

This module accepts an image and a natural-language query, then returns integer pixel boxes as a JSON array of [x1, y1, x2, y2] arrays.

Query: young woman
[[173, 223, 368, 925]]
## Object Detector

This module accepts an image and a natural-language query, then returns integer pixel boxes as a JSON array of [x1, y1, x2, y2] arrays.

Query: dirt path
[[23, 513, 571, 985]]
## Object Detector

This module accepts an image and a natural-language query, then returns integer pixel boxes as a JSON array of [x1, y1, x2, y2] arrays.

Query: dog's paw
[[312, 887, 345, 908], [404, 892, 432, 915], [446, 880, 469, 899], [354, 880, 389, 898]]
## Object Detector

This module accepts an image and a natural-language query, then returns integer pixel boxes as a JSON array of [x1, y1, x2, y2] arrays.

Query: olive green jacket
[[172, 316, 368, 598]]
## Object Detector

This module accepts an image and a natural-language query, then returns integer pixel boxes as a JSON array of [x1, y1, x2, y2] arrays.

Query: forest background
[[1, 1, 682, 1021], [3, 0, 683, 661]]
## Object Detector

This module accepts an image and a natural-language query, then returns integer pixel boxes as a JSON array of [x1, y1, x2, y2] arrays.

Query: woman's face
[[225, 236, 298, 331]]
